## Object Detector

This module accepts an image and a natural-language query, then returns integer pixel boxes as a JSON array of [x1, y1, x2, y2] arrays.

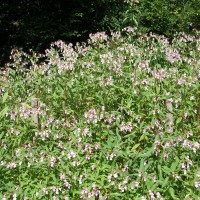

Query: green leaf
[[169, 187, 178, 199], [158, 164, 163, 179], [137, 147, 154, 158], [0, 106, 9, 120], [176, 117, 182, 124], [127, 98, 132, 108], [163, 166, 171, 174], [162, 177, 169, 188], [170, 157, 179, 171], [115, 128, 121, 140], [2, 92, 8, 103], [131, 143, 140, 151], [145, 178, 153, 190], [156, 86, 160, 94], [139, 134, 145, 141]]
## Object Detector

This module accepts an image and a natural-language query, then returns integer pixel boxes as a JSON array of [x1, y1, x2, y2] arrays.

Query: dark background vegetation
[[0, 0, 200, 67]]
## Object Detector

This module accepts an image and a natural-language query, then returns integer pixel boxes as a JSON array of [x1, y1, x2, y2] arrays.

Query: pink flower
[[59, 173, 65, 180], [95, 143, 99, 150], [50, 157, 56, 168], [64, 180, 71, 189], [85, 155, 90, 160]]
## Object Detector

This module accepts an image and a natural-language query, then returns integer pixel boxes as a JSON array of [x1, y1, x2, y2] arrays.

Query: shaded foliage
[[0, 0, 126, 67], [1, 0, 200, 67], [134, 0, 200, 36]]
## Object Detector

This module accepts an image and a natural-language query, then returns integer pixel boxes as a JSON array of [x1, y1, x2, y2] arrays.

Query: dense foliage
[[1, 0, 200, 67], [0, 0, 126, 67], [0, 28, 200, 199], [132, 0, 200, 36]]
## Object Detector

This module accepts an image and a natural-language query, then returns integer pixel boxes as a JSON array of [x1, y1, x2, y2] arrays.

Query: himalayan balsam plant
[[0, 27, 200, 199]]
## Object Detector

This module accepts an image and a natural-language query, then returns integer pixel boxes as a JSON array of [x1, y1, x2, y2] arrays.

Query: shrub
[[124, 0, 200, 38], [0, 28, 200, 199]]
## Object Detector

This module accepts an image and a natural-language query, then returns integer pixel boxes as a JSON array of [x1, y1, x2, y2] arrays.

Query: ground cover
[[0, 27, 200, 199]]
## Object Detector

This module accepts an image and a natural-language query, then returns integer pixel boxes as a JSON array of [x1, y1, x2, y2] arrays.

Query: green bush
[[0, 28, 200, 199], [124, 0, 200, 38]]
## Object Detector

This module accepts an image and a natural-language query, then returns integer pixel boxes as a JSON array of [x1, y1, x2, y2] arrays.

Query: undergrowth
[[0, 27, 200, 199]]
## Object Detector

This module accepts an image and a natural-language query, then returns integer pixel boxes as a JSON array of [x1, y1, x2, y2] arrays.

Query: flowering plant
[[0, 29, 200, 199]]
